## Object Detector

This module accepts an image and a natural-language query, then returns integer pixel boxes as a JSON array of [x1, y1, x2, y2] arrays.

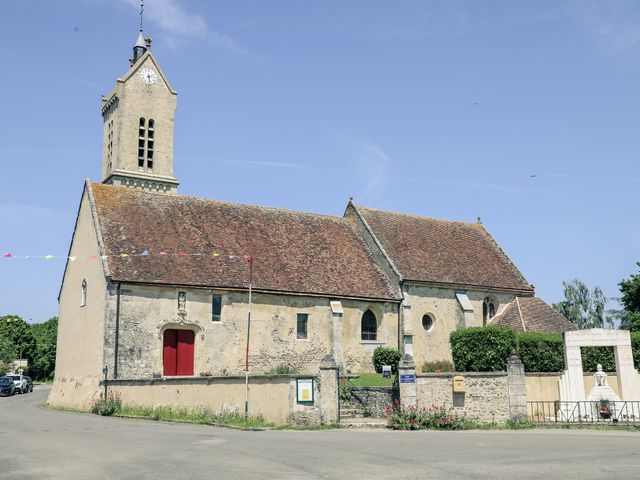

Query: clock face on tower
[[139, 68, 158, 85]]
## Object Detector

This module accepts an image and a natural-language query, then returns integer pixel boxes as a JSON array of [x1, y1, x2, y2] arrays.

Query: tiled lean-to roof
[[90, 183, 400, 301], [354, 205, 533, 292], [491, 296, 577, 333]]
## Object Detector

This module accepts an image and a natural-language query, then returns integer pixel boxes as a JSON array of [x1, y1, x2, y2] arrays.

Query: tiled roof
[[491, 296, 577, 333], [355, 205, 533, 292], [90, 184, 400, 300]]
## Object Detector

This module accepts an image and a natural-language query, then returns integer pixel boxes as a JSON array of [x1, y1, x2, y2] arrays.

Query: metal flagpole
[[244, 255, 253, 420]]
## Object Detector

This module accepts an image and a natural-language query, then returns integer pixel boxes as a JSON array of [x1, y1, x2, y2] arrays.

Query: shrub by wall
[[450, 326, 517, 372], [372, 347, 402, 374]]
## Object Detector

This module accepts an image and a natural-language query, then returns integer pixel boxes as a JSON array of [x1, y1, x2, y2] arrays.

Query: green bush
[[633, 332, 640, 370], [372, 347, 402, 374], [517, 332, 564, 372], [421, 360, 455, 373], [450, 326, 517, 372], [385, 400, 471, 430], [90, 391, 122, 416]]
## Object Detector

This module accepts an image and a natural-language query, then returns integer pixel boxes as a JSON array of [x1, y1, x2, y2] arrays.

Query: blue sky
[[1, 0, 639, 322]]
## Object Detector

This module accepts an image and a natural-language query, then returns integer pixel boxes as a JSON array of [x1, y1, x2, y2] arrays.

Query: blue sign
[[400, 374, 415, 384]]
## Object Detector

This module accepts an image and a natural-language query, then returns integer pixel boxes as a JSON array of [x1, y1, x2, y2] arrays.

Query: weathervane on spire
[[139, 0, 144, 33]]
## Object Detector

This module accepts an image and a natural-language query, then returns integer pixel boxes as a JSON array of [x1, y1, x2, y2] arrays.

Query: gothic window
[[297, 313, 308, 339], [81, 279, 87, 307], [212, 295, 222, 322], [361, 309, 377, 341], [483, 297, 496, 326]]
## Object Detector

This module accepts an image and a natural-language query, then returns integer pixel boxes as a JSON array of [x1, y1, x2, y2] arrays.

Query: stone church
[[49, 33, 574, 408]]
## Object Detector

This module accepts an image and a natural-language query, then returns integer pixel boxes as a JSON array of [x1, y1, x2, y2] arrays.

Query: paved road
[[1, 386, 639, 479]]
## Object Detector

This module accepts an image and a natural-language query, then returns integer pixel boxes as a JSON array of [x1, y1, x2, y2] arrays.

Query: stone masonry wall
[[345, 387, 397, 417], [416, 373, 510, 424]]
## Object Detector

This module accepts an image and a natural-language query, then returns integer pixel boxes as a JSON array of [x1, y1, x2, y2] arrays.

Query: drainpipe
[[114, 282, 121, 379]]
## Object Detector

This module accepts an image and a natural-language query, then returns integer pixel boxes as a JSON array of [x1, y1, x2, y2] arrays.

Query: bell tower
[[100, 29, 179, 193]]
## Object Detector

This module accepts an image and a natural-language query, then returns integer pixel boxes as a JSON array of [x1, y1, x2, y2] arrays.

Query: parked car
[[23, 376, 33, 393], [8, 374, 32, 394], [0, 376, 16, 396]]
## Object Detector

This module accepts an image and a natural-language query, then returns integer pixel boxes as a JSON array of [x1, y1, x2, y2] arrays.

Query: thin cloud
[[176, 155, 336, 174], [414, 177, 583, 196], [353, 142, 391, 202], [569, 0, 640, 54], [0, 204, 63, 219], [118, 0, 248, 54]]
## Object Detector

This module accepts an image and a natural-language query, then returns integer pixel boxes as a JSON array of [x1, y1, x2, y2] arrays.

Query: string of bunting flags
[[2, 251, 253, 262]]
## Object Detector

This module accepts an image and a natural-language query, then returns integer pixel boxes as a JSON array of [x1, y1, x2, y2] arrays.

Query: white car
[[8, 374, 32, 394]]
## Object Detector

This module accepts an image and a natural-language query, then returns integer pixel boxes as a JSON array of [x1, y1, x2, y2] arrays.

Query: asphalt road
[[1, 385, 639, 480]]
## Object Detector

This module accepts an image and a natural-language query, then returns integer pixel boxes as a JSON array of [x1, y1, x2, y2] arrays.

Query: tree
[[617, 262, 640, 331], [0, 315, 36, 363], [552, 279, 609, 329], [30, 317, 58, 380]]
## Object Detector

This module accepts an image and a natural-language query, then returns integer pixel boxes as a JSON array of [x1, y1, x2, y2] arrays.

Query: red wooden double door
[[163, 329, 194, 376]]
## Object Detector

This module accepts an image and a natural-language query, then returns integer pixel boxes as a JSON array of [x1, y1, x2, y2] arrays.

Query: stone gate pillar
[[319, 355, 338, 424], [398, 354, 417, 409], [507, 350, 527, 419]]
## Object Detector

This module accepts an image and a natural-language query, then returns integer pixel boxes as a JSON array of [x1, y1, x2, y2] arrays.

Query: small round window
[[422, 314, 434, 331]]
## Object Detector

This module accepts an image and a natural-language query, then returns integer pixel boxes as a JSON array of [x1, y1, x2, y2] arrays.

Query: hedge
[[451, 327, 640, 373], [450, 326, 517, 372]]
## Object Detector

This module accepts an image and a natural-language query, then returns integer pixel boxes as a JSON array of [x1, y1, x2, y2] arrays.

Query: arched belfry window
[[483, 297, 496, 326], [81, 279, 87, 307], [361, 309, 377, 341], [138, 117, 155, 170]]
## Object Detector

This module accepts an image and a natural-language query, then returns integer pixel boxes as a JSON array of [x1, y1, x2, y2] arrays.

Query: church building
[[49, 31, 574, 409]]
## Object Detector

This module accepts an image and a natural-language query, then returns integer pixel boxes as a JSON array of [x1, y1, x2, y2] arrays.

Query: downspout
[[114, 282, 121, 379]]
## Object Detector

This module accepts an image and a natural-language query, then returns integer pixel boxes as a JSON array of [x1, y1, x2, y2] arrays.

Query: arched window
[[81, 279, 87, 307], [483, 297, 496, 326], [361, 309, 377, 341]]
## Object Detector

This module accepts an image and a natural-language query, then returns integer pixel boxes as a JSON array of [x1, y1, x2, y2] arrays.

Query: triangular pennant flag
[[120, 253, 129, 257], [212, 252, 220, 257], [193, 253, 202, 257], [101, 255, 108, 260], [89, 255, 98, 259], [3, 253, 12, 258], [24, 256, 31, 259], [229, 255, 237, 260], [44, 255, 54, 260], [69, 256, 77, 262], [159, 251, 168, 256], [140, 250, 149, 256], [243, 255, 252, 261], [178, 251, 186, 257]]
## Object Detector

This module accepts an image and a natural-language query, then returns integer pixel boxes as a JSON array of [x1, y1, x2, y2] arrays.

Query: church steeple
[[133, 31, 146, 64], [100, 19, 179, 194]]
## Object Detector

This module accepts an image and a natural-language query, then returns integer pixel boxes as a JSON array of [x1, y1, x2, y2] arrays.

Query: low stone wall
[[104, 374, 329, 425], [416, 373, 510, 424], [346, 387, 397, 417]]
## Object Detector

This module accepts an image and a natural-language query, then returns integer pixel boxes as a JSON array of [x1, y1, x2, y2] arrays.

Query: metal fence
[[528, 401, 640, 424]]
